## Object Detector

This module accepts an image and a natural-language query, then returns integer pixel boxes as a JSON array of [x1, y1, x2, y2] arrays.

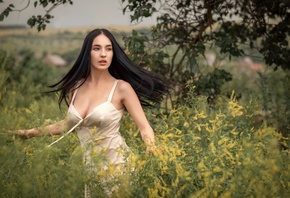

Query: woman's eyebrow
[[92, 44, 112, 47]]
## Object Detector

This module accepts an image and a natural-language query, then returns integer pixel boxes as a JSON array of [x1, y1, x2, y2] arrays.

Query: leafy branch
[[0, 0, 74, 31]]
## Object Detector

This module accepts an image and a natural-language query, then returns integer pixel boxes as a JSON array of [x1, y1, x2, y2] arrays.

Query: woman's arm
[[118, 81, 156, 148], [9, 87, 73, 139], [9, 119, 68, 138]]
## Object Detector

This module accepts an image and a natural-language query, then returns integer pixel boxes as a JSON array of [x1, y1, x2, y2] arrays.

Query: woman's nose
[[101, 50, 106, 57]]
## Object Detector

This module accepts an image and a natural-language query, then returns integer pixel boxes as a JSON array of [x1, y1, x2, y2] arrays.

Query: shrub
[[1, 50, 289, 197], [120, 87, 290, 198]]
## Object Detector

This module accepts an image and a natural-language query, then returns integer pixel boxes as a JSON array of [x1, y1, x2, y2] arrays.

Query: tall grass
[[1, 47, 290, 197]]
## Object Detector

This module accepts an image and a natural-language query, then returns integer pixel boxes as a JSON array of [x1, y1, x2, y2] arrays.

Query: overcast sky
[[0, 0, 157, 28]]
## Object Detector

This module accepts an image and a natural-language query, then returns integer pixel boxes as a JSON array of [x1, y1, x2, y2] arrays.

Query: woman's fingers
[[6, 129, 29, 139]]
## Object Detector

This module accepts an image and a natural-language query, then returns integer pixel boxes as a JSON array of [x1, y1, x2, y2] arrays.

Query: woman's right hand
[[6, 119, 67, 140], [6, 129, 35, 139]]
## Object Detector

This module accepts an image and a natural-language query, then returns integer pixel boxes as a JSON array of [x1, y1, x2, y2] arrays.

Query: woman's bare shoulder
[[116, 80, 135, 95], [117, 80, 132, 89]]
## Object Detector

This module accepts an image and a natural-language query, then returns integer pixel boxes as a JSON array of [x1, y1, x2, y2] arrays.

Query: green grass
[[0, 27, 290, 197]]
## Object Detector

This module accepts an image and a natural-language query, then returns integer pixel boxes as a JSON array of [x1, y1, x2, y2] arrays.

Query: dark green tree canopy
[[122, 0, 290, 70], [1, 0, 289, 105], [1, 0, 289, 69]]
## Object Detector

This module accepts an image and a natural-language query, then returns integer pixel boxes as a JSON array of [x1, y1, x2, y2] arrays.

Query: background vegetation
[[0, 26, 289, 197], [1, 0, 290, 197]]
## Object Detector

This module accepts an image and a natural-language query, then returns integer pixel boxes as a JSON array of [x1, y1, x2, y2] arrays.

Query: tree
[[122, 0, 290, 70], [1, 0, 289, 104], [1, 0, 289, 69], [120, 0, 289, 104], [0, 0, 73, 31]]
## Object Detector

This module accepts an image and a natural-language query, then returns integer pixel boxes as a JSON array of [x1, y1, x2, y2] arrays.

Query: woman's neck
[[87, 69, 114, 85]]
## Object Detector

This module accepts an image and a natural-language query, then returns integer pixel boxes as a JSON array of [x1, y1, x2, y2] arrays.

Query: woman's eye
[[106, 48, 112, 51], [93, 47, 100, 51]]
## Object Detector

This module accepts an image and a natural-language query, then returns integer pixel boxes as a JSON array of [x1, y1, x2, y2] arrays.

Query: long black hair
[[50, 28, 170, 107]]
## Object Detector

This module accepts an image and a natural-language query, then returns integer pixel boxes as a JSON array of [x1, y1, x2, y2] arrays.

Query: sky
[[0, 0, 157, 28]]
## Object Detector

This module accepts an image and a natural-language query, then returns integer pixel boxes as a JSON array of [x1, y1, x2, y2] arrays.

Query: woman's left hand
[[146, 144, 157, 153]]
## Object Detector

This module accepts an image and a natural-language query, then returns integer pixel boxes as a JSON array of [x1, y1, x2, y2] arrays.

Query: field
[[0, 25, 143, 57], [0, 26, 290, 198]]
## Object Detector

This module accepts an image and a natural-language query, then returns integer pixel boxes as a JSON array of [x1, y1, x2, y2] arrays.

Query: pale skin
[[10, 34, 155, 150]]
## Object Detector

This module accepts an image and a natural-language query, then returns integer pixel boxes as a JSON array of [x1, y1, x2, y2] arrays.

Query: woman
[[10, 28, 169, 177]]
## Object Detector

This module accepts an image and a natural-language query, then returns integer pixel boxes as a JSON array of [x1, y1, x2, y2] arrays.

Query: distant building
[[44, 54, 67, 67], [239, 57, 264, 72], [205, 53, 216, 67]]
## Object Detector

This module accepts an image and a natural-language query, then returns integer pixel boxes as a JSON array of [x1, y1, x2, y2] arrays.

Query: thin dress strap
[[70, 89, 78, 105], [108, 80, 118, 102], [70, 82, 81, 105]]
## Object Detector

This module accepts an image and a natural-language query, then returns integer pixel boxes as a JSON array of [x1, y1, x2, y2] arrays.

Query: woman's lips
[[99, 60, 107, 65]]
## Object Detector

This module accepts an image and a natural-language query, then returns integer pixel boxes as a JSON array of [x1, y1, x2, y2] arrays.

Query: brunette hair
[[50, 28, 170, 107]]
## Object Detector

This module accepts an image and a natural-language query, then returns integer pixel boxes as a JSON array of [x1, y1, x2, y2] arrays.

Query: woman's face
[[90, 34, 113, 71]]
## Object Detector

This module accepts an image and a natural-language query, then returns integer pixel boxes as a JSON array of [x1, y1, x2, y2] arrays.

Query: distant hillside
[[0, 25, 151, 37], [0, 25, 27, 30]]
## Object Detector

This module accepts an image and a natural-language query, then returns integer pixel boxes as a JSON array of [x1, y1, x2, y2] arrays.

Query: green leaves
[[123, 0, 157, 22], [122, 0, 290, 71], [27, 0, 74, 31], [0, 4, 14, 21], [27, 14, 54, 31], [259, 15, 290, 70], [1, 0, 73, 31]]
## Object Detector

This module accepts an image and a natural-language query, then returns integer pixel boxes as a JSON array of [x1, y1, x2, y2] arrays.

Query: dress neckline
[[70, 80, 123, 120], [70, 101, 123, 120]]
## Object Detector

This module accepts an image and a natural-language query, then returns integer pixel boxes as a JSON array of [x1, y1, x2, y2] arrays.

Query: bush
[[120, 87, 290, 198], [0, 50, 289, 197]]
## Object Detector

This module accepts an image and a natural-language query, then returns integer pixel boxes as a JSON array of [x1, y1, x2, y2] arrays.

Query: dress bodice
[[66, 80, 129, 166]]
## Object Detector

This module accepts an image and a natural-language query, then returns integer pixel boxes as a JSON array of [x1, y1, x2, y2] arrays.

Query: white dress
[[67, 80, 130, 168], [47, 80, 131, 196]]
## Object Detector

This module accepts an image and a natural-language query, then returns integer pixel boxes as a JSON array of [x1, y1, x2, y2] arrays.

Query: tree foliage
[[122, 0, 290, 70], [0, 0, 73, 31], [1, 3, 290, 196], [120, 0, 290, 104], [1, 0, 289, 104], [1, 0, 289, 68]]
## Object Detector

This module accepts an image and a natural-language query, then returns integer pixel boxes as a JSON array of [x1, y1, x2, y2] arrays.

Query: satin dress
[[66, 80, 130, 169]]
